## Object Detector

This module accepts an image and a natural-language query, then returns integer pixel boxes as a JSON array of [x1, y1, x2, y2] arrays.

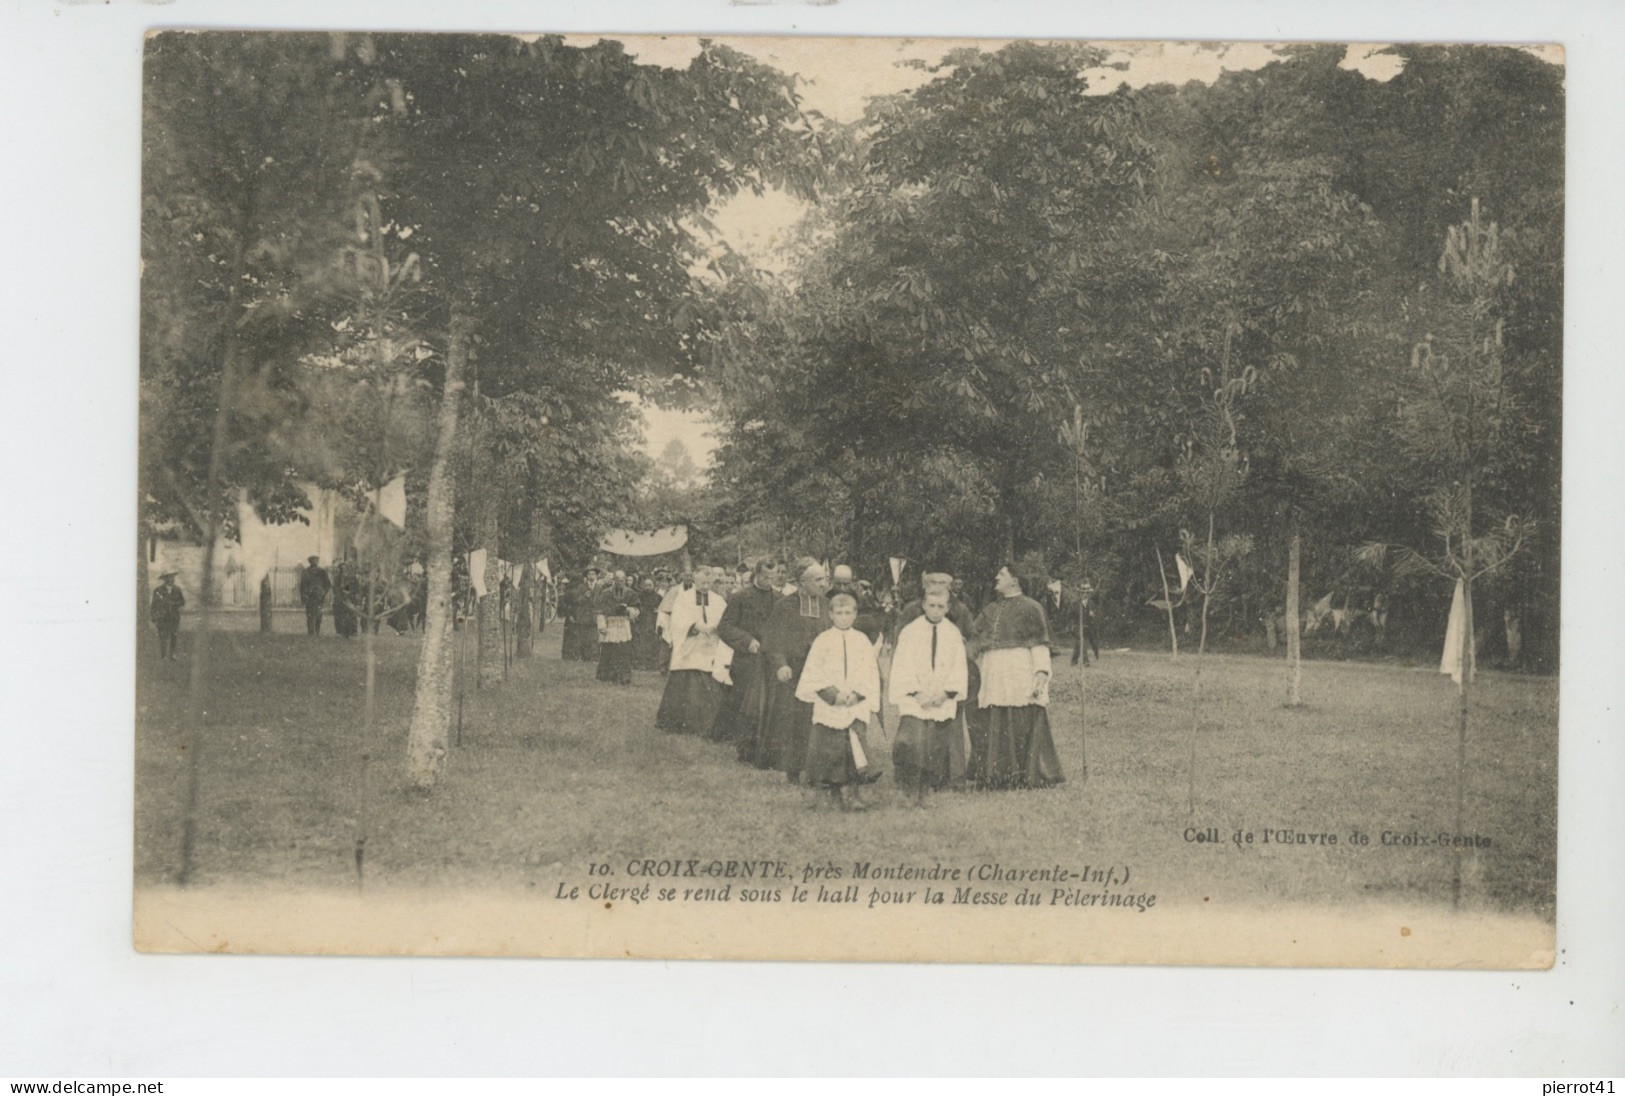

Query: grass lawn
[[134, 616, 1557, 925]]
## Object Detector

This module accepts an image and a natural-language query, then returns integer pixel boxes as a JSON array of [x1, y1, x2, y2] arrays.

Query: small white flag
[[1439, 578, 1473, 684], [1176, 553, 1193, 593], [889, 556, 906, 585], [538, 557, 551, 582], [468, 548, 488, 598]]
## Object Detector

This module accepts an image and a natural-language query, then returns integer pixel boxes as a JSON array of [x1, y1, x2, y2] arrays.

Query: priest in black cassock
[[593, 571, 638, 685], [561, 570, 601, 662], [754, 558, 833, 781], [966, 564, 1065, 789], [631, 576, 664, 670], [711, 557, 785, 756]]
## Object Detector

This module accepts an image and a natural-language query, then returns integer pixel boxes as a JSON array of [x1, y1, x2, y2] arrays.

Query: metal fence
[[213, 565, 308, 610]]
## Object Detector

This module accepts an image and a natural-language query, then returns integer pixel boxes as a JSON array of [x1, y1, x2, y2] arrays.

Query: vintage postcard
[[134, 31, 1562, 967]]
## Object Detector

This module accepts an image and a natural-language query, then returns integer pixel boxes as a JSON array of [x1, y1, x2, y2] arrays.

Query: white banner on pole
[[1439, 578, 1473, 684], [889, 556, 905, 585], [375, 474, 407, 528], [469, 548, 488, 598]]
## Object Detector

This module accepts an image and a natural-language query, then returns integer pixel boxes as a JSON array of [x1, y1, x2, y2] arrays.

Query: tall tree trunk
[[1070, 419, 1089, 782], [356, 555, 377, 884], [175, 212, 255, 884], [1186, 512, 1216, 820], [406, 312, 469, 789], [176, 344, 239, 884], [476, 499, 502, 688], [515, 560, 534, 659], [136, 522, 151, 642], [1452, 486, 1476, 908], [1075, 584, 1089, 783], [1155, 544, 1179, 660], [1286, 530, 1302, 707], [851, 494, 865, 573]]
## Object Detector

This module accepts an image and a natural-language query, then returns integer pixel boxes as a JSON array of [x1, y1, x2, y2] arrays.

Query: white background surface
[[0, 0, 1620, 1077]]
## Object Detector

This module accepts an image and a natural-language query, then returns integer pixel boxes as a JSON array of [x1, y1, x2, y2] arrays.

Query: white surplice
[[796, 625, 881, 730], [668, 588, 727, 673], [888, 615, 968, 722]]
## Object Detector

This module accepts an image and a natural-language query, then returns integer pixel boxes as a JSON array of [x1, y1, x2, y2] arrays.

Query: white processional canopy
[[597, 525, 689, 557]]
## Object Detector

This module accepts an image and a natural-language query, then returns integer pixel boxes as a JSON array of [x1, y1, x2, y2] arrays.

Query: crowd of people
[[556, 557, 1102, 810], [296, 555, 430, 638], [147, 549, 1099, 813]]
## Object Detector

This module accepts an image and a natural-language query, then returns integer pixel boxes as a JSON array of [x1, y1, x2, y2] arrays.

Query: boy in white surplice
[[888, 588, 968, 806], [795, 592, 882, 810]]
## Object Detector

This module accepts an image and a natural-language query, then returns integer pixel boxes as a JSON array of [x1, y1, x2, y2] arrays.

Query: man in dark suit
[[1076, 582, 1101, 666], [298, 555, 331, 636], [1043, 578, 1075, 665], [150, 571, 185, 660]]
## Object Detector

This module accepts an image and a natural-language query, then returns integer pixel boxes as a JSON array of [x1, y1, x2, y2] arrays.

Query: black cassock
[[631, 589, 664, 669], [754, 592, 832, 779], [711, 582, 779, 755]]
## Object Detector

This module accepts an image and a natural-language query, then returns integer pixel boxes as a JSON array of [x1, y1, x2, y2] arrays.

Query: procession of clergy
[[574, 557, 1066, 811]]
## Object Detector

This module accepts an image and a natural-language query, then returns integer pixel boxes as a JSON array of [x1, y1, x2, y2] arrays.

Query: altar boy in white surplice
[[795, 592, 881, 810], [888, 587, 969, 806]]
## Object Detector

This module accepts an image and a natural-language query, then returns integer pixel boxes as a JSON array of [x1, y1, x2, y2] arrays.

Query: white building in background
[[148, 480, 404, 610]]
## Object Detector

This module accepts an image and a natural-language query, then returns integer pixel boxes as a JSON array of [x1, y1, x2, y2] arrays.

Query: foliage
[[140, 32, 396, 537], [1367, 200, 1535, 591], [141, 35, 1564, 666], [711, 42, 1561, 665], [143, 31, 837, 563], [713, 41, 1159, 579]]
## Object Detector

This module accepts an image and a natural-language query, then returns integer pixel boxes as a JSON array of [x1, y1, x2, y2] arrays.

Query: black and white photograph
[[126, 29, 1567, 967]]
